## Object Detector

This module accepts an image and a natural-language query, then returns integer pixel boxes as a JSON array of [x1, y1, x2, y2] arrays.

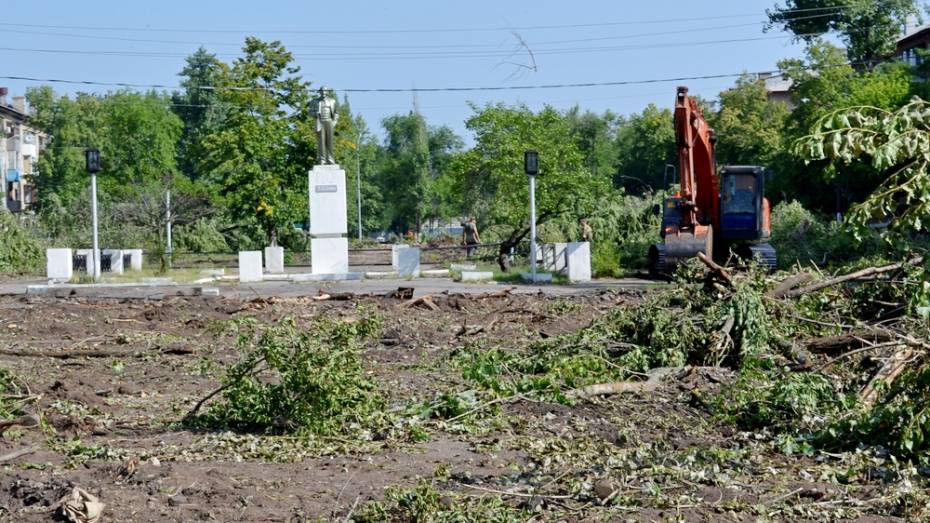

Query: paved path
[[0, 277, 658, 300]]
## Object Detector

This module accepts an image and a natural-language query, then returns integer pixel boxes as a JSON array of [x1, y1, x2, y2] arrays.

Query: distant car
[[376, 234, 387, 243]]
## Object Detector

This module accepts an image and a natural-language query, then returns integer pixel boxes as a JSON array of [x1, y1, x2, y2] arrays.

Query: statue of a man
[[314, 86, 338, 165]]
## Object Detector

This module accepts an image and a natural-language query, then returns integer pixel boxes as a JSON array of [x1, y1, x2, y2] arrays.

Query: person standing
[[462, 217, 481, 258], [579, 218, 593, 243]]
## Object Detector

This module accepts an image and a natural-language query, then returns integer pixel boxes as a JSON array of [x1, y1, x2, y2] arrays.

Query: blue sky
[[0, 0, 808, 139]]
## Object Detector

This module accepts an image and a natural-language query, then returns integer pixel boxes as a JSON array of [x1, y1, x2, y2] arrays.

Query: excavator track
[[749, 243, 777, 271]]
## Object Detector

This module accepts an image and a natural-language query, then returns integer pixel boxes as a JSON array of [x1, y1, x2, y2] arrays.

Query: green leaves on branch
[[796, 97, 930, 239], [199, 311, 384, 436]]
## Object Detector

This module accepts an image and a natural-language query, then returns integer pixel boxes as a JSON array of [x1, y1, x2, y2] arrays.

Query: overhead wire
[[0, 4, 854, 35]]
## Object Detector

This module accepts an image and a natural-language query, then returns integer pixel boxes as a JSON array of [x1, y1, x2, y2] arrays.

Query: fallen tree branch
[[567, 367, 679, 398], [806, 330, 895, 354], [698, 252, 732, 287], [400, 294, 440, 311], [785, 257, 922, 298], [767, 272, 815, 298], [859, 347, 918, 406]]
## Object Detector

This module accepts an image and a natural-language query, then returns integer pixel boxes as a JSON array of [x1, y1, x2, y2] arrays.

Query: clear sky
[[0, 0, 808, 139]]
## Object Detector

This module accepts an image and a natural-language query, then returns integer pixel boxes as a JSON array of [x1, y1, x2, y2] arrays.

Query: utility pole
[[524, 150, 539, 282], [85, 149, 101, 280]]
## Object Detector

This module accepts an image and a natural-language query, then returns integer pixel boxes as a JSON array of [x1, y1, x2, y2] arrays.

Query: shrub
[[174, 218, 230, 253], [769, 200, 883, 269], [0, 213, 43, 275], [200, 311, 384, 435]]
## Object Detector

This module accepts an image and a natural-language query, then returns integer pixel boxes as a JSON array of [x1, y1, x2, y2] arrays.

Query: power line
[[0, 12, 845, 51], [0, 5, 854, 35], [0, 33, 806, 61], [0, 65, 825, 95]]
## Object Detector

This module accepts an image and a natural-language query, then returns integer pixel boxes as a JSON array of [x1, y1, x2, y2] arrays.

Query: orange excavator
[[649, 86, 776, 275]]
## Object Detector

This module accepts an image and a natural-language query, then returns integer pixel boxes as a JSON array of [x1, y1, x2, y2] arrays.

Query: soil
[[0, 290, 919, 522]]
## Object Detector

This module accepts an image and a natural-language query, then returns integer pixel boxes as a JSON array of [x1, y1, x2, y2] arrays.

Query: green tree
[[173, 47, 227, 179], [566, 107, 622, 182], [614, 104, 675, 192], [774, 42, 919, 210], [377, 113, 462, 233], [711, 75, 789, 168], [198, 38, 312, 246], [451, 103, 606, 270], [767, 0, 921, 67], [796, 97, 930, 239]]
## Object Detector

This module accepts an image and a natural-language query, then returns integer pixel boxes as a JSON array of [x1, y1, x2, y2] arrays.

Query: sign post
[[524, 150, 539, 283], [85, 149, 101, 281]]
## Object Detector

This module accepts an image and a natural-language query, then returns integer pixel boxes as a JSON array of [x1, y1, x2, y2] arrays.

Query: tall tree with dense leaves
[[767, 0, 921, 67], [566, 107, 622, 183], [198, 38, 312, 246], [451, 103, 606, 271], [173, 48, 228, 179], [614, 104, 676, 192], [711, 75, 790, 168], [377, 112, 462, 233]]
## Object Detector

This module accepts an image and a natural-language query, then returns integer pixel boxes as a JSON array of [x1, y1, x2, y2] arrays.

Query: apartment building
[[1, 88, 45, 213]]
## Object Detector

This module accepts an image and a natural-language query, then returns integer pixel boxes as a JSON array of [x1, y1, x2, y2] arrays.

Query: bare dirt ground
[[0, 290, 917, 522]]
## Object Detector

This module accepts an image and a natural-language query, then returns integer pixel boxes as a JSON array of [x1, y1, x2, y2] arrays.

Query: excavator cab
[[718, 165, 776, 268], [719, 166, 766, 241]]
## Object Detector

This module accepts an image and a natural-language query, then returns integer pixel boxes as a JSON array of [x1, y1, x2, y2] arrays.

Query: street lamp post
[[85, 148, 101, 281], [524, 150, 539, 283], [356, 131, 364, 241]]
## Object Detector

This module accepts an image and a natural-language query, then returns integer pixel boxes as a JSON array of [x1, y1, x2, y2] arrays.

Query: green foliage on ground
[[0, 214, 43, 275], [0, 367, 19, 419], [355, 478, 529, 523], [824, 363, 930, 459], [199, 311, 384, 436]]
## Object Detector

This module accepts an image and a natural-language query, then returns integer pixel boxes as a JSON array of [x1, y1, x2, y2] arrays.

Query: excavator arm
[[673, 86, 720, 233]]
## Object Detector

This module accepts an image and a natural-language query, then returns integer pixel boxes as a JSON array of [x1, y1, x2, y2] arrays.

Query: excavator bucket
[[649, 225, 713, 275]]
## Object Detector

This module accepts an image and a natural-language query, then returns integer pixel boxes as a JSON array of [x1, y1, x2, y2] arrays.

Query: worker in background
[[580, 217, 593, 243], [462, 217, 481, 258]]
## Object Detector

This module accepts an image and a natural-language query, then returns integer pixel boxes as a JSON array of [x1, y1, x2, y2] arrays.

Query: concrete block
[[391, 244, 409, 270], [396, 247, 421, 277], [309, 165, 348, 236], [126, 249, 143, 271], [264, 246, 285, 274], [421, 269, 450, 278], [311, 237, 349, 274], [46, 248, 73, 282], [103, 249, 124, 274], [194, 287, 220, 297], [566, 242, 592, 283], [521, 272, 553, 283], [450, 263, 476, 271], [460, 271, 494, 282], [199, 268, 225, 277], [238, 251, 264, 283]]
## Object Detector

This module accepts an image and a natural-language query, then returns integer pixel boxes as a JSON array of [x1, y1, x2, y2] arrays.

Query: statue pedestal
[[308, 164, 349, 275]]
